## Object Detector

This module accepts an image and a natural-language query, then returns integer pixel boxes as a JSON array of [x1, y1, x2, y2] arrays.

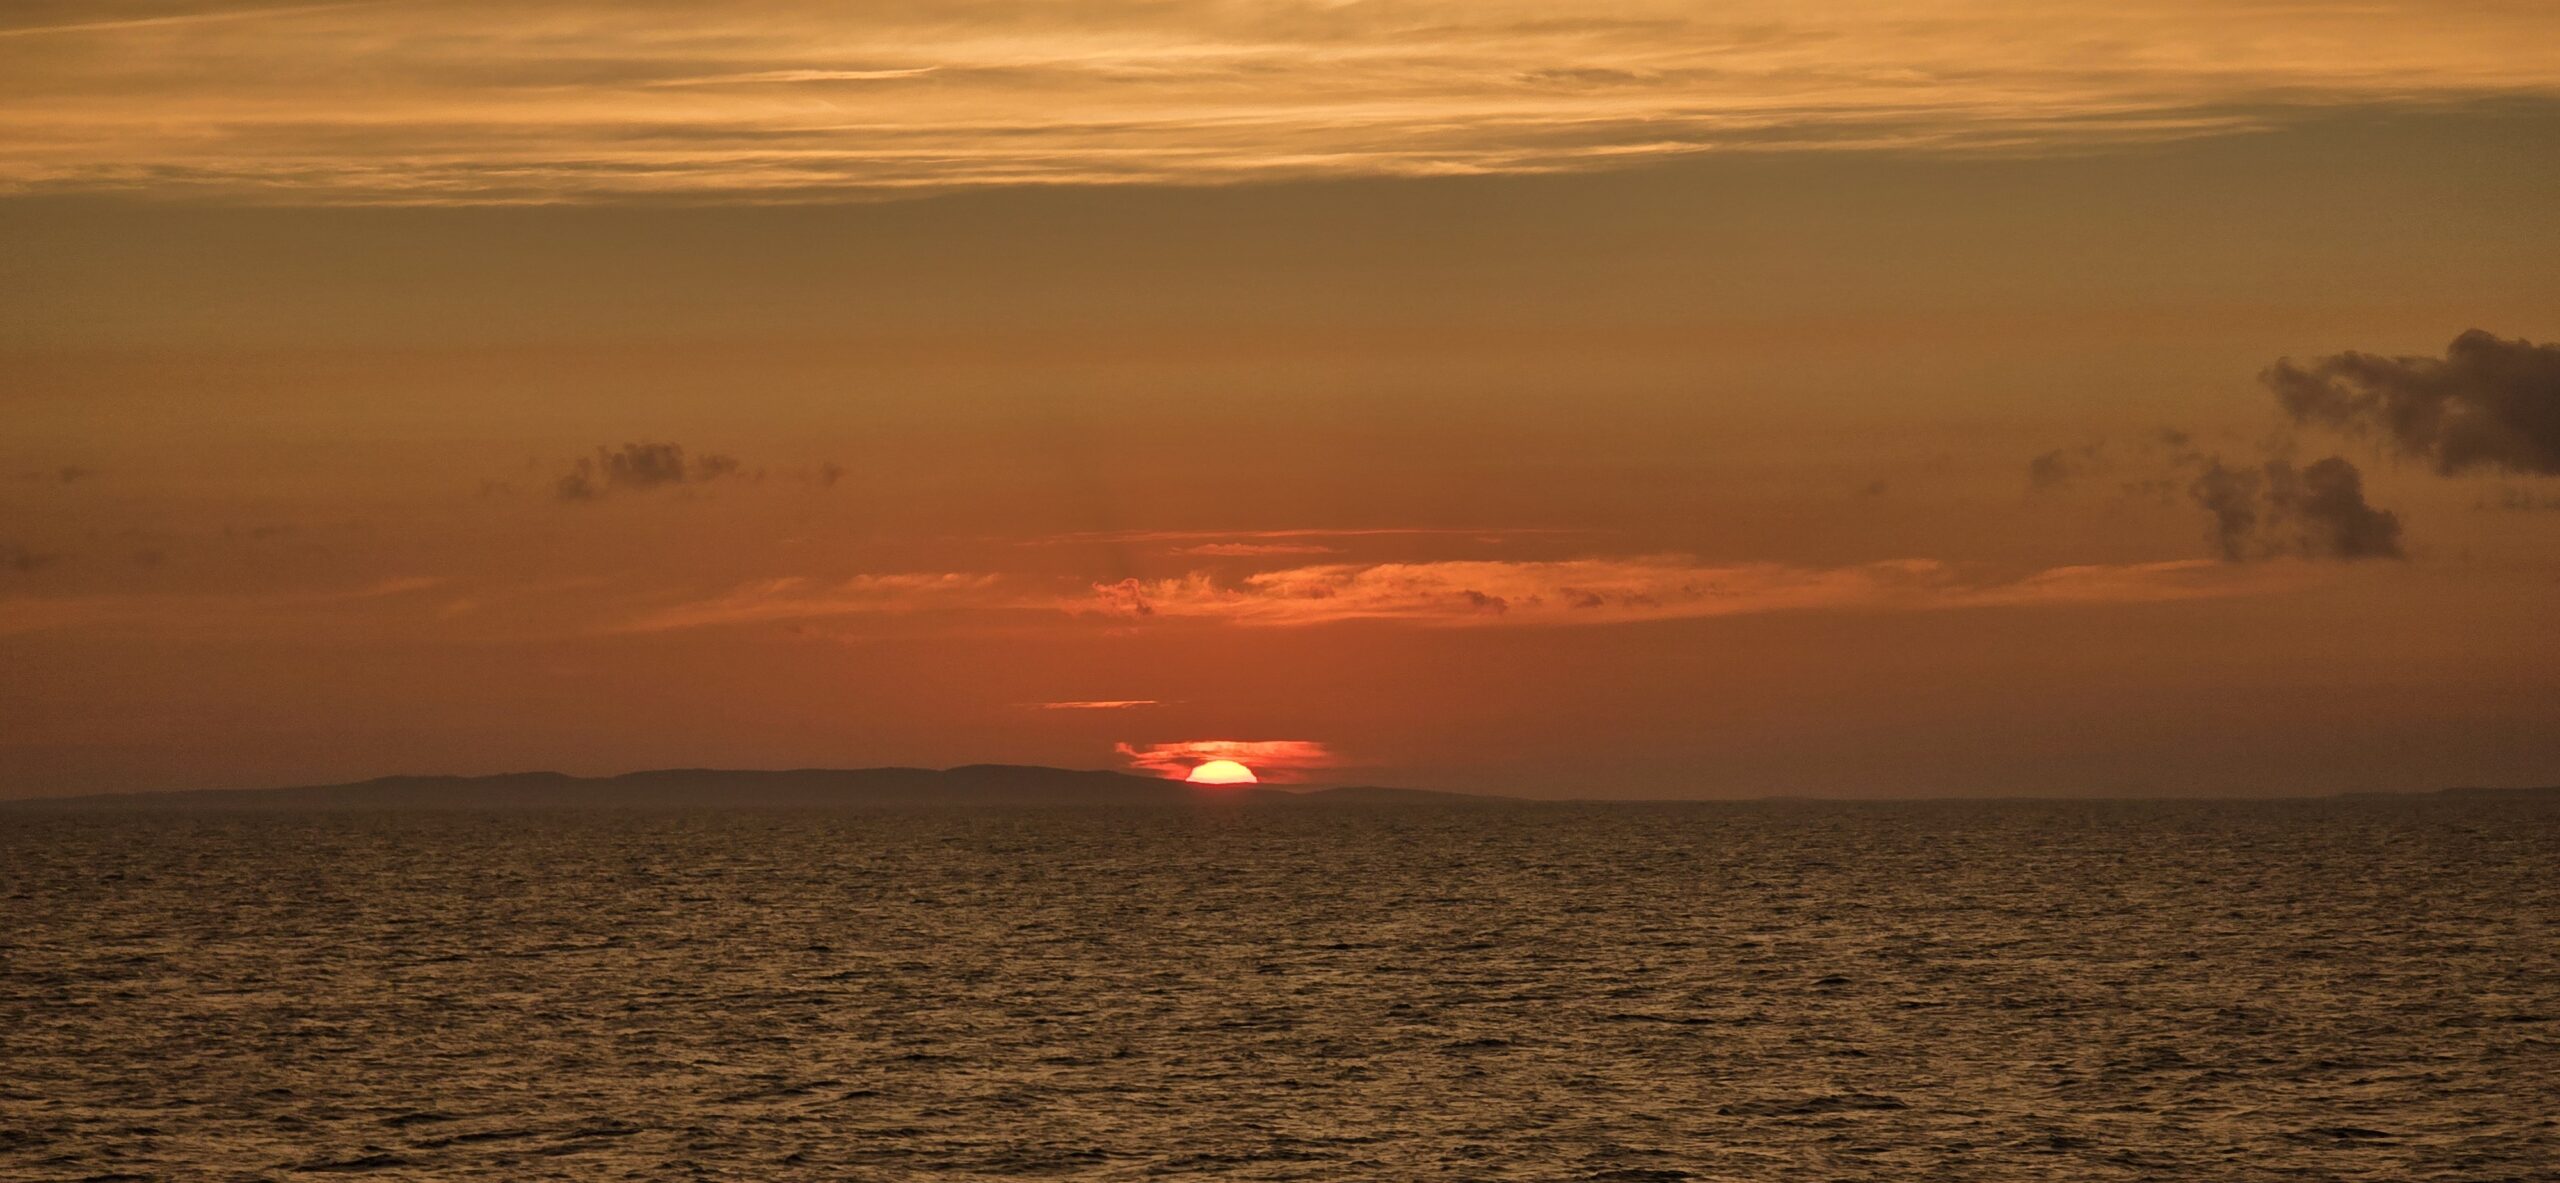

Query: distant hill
[[0, 766, 1517, 812], [2339, 785, 2560, 801]]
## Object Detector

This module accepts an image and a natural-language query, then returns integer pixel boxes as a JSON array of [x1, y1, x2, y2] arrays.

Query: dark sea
[[4, 796, 2556, 1181]]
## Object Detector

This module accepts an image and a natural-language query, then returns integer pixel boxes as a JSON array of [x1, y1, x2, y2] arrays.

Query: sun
[[1185, 759, 1259, 786]]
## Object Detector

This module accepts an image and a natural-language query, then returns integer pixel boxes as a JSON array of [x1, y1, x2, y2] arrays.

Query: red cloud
[[1114, 739, 1336, 782], [613, 555, 2313, 638], [1027, 527, 1573, 547], [1177, 542, 1343, 556]]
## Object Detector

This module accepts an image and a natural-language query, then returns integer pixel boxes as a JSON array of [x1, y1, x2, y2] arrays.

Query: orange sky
[[3, 4, 2557, 797]]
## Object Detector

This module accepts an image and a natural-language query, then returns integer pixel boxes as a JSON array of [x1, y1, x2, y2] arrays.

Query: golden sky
[[7, 1, 2560, 200], [3, 3, 2557, 796]]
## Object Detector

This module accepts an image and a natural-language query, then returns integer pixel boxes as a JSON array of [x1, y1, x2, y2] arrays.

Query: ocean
[[4, 796, 2554, 1180]]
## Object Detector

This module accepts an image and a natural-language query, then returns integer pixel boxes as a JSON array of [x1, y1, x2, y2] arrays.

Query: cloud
[[2481, 485, 2560, 512], [555, 442, 747, 502], [2265, 330, 2560, 476], [2188, 456, 2402, 561], [614, 573, 1016, 632], [16, 466, 94, 485], [1030, 527, 1566, 548], [0, 576, 443, 639], [1034, 699, 1161, 711], [1115, 739, 1336, 781], [2, 542, 65, 574], [16, 2, 2556, 201], [1177, 542, 1343, 556], [2039, 330, 2560, 559], [1080, 555, 2294, 628], [626, 552, 2291, 638], [647, 67, 941, 88], [2027, 443, 2103, 491], [0, 2, 388, 40], [2266, 457, 2404, 560]]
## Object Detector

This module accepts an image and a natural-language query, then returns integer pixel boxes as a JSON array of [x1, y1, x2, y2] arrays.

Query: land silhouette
[[0, 766, 1496, 811]]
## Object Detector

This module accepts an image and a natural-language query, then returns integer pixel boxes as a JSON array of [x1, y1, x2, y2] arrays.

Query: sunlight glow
[[1185, 759, 1258, 786]]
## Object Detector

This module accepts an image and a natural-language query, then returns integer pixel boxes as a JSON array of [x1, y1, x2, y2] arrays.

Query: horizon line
[[4, 763, 2551, 808]]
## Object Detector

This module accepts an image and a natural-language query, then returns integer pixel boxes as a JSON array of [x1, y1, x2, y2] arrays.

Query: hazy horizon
[[9, 760, 2555, 806]]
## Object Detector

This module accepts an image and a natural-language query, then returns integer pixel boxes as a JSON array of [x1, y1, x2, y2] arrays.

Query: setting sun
[[1184, 760, 1258, 786]]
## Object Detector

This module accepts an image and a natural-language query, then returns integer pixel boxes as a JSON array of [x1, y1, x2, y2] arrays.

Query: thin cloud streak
[[621, 554, 2312, 635], [611, 573, 1017, 633], [6, 2, 2557, 201], [0, 576, 444, 639], [1176, 543, 1344, 557], [0, 1, 391, 40], [1083, 556, 2306, 628], [1027, 527, 1569, 547]]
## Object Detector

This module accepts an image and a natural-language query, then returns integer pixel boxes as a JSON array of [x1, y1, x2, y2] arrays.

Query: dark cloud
[[2480, 485, 2560, 512], [2031, 422, 2405, 562], [14, 466, 92, 484], [2264, 329, 2560, 476], [2187, 455, 2402, 562], [2027, 442, 2104, 491], [2028, 449, 2079, 491], [3, 542, 65, 573], [2189, 460, 2260, 562], [555, 442, 746, 502], [691, 453, 743, 482]]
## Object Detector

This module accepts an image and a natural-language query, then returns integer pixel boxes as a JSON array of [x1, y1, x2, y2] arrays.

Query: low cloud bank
[[1114, 739, 1336, 781]]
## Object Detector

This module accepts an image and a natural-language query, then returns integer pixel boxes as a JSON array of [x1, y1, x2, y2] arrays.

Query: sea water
[[4, 796, 2554, 1180]]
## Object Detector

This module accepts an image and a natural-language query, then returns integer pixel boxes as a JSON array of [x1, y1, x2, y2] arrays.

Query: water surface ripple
[[4, 797, 2555, 1180]]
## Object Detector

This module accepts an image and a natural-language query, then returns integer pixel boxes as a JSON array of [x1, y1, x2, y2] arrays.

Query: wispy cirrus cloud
[[0, 1, 389, 40], [1081, 556, 2301, 628], [1115, 738, 1335, 781], [620, 554, 2312, 635], [1033, 699, 1161, 711], [1027, 527, 1561, 547], [8, 2, 2556, 202], [1176, 542, 1343, 557], [0, 576, 444, 638], [611, 573, 1015, 633]]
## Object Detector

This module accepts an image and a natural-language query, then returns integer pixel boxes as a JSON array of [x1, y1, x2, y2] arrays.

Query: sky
[[3, 1, 2557, 798]]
